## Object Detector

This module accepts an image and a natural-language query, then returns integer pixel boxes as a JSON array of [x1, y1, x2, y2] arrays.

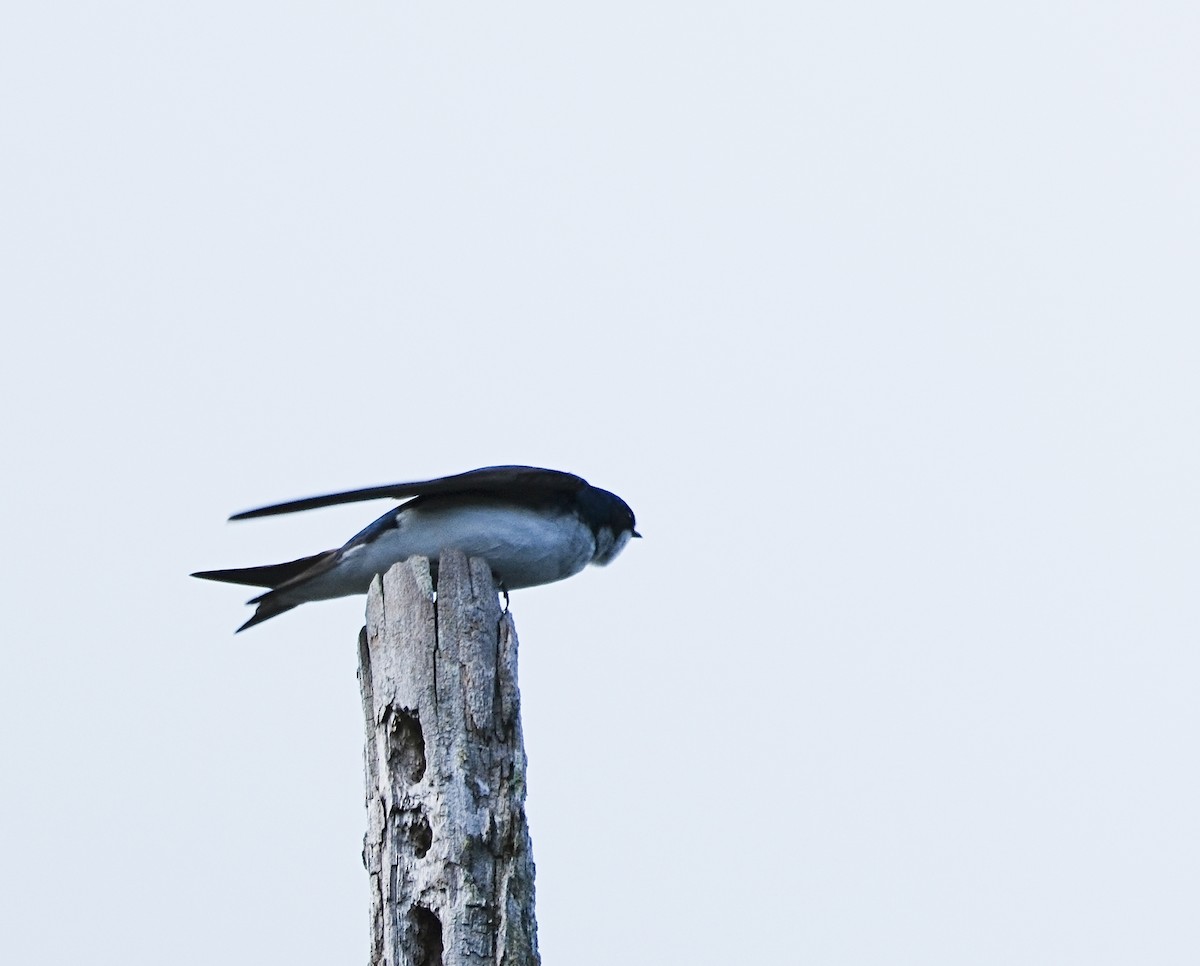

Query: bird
[[193, 465, 640, 632]]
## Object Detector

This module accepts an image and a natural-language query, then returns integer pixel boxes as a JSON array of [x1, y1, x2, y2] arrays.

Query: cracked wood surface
[[359, 552, 539, 966]]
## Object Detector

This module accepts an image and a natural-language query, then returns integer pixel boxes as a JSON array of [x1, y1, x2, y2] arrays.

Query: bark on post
[[358, 551, 539, 966]]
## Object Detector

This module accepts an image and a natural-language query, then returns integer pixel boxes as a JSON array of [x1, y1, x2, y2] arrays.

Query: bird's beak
[[632, 530, 642, 538]]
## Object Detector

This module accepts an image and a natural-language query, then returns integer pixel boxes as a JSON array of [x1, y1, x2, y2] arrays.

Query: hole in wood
[[410, 811, 432, 858], [390, 806, 433, 860], [409, 905, 443, 966], [385, 706, 426, 784]]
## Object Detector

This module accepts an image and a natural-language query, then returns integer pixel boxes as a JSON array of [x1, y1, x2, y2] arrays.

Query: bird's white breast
[[342, 501, 597, 592]]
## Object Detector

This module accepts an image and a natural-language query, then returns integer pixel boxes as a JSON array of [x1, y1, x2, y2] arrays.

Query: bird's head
[[580, 485, 641, 565]]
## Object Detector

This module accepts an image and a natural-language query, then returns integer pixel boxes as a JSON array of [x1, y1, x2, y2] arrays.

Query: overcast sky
[[3, 2, 1199, 963]]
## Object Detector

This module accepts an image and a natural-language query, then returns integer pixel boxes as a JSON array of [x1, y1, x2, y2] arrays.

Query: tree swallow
[[193, 465, 640, 632]]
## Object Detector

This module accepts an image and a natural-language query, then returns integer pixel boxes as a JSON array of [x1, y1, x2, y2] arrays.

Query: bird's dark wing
[[229, 465, 588, 521]]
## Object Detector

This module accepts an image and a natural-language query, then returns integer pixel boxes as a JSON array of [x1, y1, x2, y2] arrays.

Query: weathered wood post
[[358, 550, 539, 966]]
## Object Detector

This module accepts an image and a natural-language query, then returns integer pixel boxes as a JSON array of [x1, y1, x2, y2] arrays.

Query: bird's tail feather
[[192, 550, 340, 632], [235, 597, 301, 633], [191, 551, 333, 589]]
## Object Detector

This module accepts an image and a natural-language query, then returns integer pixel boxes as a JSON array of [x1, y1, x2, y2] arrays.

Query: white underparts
[[283, 502, 599, 603]]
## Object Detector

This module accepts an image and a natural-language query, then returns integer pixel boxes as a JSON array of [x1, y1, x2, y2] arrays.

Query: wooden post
[[358, 551, 539, 966]]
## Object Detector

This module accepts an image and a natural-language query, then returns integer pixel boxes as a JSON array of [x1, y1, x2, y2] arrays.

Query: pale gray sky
[[3, 2, 1199, 963]]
